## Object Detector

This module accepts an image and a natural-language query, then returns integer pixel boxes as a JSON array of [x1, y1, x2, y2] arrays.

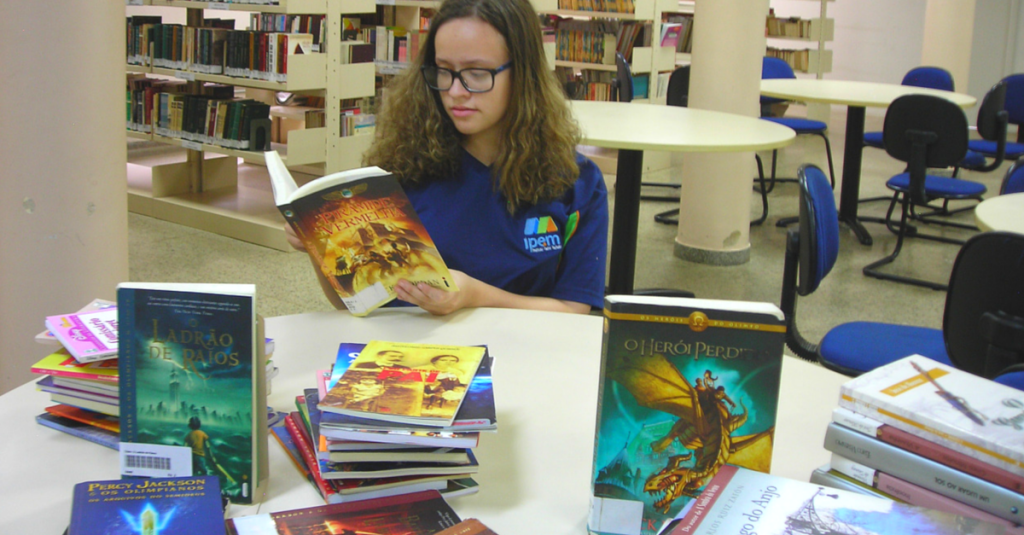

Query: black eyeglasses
[[421, 62, 512, 93]]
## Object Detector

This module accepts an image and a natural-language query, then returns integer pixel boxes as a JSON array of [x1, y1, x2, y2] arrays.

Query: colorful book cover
[[44, 307, 119, 362], [45, 404, 120, 433], [318, 340, 487, 427], [36, 376, 119, 405], [30, 349, 120, 383], [68, 476, 225, 535], [435, 518, 499, 535], [36, 298, 115, 345], [224, 490, 461, 535], [117, 282, 267, 505], [318, 450, 478, 480], [265, 151, 456, 316], [590, 296, 785, 535], [322, 342, 497, 431], [839, 355, 1024, 478], [36, 412, 120, 450], [666, 465, 1005, 535]]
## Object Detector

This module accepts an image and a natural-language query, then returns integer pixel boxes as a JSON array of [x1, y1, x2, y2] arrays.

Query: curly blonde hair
[[362, 0, 582, 212]]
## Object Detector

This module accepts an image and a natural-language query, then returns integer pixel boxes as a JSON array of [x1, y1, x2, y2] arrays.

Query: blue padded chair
[[779, 164, 950, 376], [943, 231, 1024, 392], [760, 57, 836, 193], [1000, 159, 1024, 194], [967, 73, 1024, 163], [863, 84, 1007, 290], [863, 67, 955, 150]]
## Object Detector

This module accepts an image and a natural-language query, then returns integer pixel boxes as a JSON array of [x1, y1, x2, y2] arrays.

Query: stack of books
[[31, 298, 279, 450], [274, 340, 496, 504], [812, 355, 1024, 534]]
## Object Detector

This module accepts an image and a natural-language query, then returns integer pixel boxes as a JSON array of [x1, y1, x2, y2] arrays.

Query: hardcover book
[[318, 340, 487, 427], [224, 490, 461, 535], [590, 296, 785, 535], [30, 349, 120, 383], [265, 150, 456, 316], [117, 282, 268, 505], [69, 476, 225, 535], [45, 307, 119, 362], [665, 465, 1005, 535], [838, 355, 1024, 478], [321, 341, 497, 431]]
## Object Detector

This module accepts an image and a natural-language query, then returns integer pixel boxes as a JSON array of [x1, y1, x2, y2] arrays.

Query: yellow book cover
[[265, 151, 457, 316], [319, 341, 487, 427]]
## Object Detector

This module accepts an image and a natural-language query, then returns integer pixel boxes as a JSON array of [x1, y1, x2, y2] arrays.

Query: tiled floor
[[128, 106, 1013, 348]]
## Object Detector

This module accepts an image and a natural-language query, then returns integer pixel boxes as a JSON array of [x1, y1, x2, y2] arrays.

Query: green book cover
[[118, 283, 265, 505], [590, 296, 785, 535]]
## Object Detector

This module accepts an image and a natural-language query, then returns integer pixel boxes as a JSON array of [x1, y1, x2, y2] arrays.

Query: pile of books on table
[[31, 298, 279, 449], [274, 340, 496, 505], [811, 355, 1024, 534]]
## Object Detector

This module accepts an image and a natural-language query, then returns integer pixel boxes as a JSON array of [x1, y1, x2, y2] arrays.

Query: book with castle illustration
[[589, 296, 786, 535], [265, 151, 457, 317]]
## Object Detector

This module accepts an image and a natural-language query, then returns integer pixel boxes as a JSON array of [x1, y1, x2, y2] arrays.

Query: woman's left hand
[[394, 270, 476, 316]]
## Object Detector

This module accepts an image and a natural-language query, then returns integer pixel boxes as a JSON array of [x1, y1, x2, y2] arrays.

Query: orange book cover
[[44, 404, 120, 433], [265, 151, 456, 316]]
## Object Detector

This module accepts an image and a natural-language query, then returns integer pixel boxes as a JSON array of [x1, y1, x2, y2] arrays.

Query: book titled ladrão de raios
[[117, 282, 268, 505], [265, 150, 456, 316], [590, 296, 785, 535]]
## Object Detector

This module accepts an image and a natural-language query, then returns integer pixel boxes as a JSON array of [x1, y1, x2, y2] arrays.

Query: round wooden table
[[760, 79, 977, 245], [570, 100, 795, 294], [975, 192, 1024, 234]]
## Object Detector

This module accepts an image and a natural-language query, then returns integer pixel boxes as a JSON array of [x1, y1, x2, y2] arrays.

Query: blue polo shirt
[[403, 149, 608, 309]]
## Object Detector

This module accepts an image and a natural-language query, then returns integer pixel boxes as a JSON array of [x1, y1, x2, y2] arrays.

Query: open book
[[266, 151, 457, 316]]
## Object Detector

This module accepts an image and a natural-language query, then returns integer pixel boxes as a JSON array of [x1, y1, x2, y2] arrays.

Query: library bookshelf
[[766, 0, 834, 78]]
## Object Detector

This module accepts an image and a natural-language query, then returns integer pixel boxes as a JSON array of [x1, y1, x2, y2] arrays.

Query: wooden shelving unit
[[125, 0, 378, 250], [766, 0, 834, 78]]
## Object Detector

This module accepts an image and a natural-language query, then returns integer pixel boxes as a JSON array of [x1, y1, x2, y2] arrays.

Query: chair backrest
[[1001, 159, 1024, 194], [613, 52, 633, 103], [882, 94, 969, 204], [666, 65, 690, 108], [944, 232, 1024, 379], [1002, 73, 1024, 129], [901, 66, 955, 91], [797, 165, 840, 296], [976, 80, 1008, 142], [761, 57, 796, 107]]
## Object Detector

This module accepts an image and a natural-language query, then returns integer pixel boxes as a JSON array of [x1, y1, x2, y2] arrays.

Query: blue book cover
[[35, 412, 119, 450], [69, 476, 225, 535], [320, 343, 496, 430], [118, 283, 266, 504]]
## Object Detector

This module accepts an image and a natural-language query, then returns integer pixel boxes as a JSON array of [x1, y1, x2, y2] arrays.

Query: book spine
[[808, 467, 891, 499], [823, 422, 1024, 524], [833, 407, 1024, 493], [117, 289, 138, 442], [839, 383, 1024, 478], [35, 414, 120, 450], [829, 454, 1024, 535], [285, 412, 336, 503]]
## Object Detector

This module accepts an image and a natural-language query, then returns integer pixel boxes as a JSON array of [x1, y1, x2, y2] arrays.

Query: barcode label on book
[[119, 442, 192, 478], [342, 282, 390, 316]]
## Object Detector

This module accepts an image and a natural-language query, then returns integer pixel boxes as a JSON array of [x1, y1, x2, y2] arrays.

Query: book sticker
[[589, 496, 644, 535], [120, 442, 192, 479]]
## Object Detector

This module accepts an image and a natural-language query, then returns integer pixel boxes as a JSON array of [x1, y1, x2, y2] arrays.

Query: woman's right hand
[[284, 224, 306, 252]]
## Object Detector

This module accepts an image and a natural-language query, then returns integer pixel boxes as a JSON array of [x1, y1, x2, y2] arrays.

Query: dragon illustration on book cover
[[609, 354, 775, 513]]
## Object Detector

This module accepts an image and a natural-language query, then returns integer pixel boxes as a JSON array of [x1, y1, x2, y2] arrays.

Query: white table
[[975, 192, 1024, 234], [0, 307, 849, 534], [571, 100, 795, 294], [760, 79, 977, 245]]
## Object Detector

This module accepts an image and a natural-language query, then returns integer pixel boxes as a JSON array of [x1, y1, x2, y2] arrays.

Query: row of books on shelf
[[555, 67, 654, 101], [766, 15, 819, 39], [127, 87, 272, 150], [248, 13, 326, 46], [70, 476, 496, 535], [127, 16, 318, 82], [553, 19, 651, 65], [556, 0, 636, 13], [766, 46, 814, 72]]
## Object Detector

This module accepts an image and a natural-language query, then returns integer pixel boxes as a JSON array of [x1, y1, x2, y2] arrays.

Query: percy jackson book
[[117, 282, 268, 505], [69, 476, 226, 535], [589, 296, 785, 535], [265, 150, 456, 317]]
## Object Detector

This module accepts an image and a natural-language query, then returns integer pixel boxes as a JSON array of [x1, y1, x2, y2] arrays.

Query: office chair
[[610, 52, 632, 103], [966, 73, 1024, 163], [759, 57, 836, 193], [651, 66, 771, 226], [862, 67, 955, 150], [943, 231, 1024, 391], [779, 164, 951, 376], [1000, 158, 1024, 194], [862, 86, 1007, 290]]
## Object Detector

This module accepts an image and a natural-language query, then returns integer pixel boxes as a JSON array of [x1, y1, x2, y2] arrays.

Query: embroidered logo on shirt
[[523, 216, 563, 253]]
